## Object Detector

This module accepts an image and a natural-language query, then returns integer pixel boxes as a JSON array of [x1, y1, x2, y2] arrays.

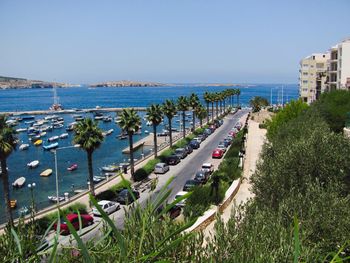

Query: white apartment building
[[299, 53, 329, 104], [328, 38, 350, 90]]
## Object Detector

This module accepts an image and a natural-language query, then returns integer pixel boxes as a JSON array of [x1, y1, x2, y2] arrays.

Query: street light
[[28, 183, 36, 216], [52, 144, 80, 207]]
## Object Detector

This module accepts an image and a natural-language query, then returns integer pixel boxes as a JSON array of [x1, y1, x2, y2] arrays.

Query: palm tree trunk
[[200, 118, 203, 128], [192, 110, 196, 132], [153, 124, 158, 158], [211, 103, 214, 122], [215, 101, 218, 119], [219, 100, 222, 116], [168, 117, 173, 147], [223, 99, 226, 113], [87, 151, 95, 196], [182, 111, 186, 138], [1, 159, 13, 226], [238, 94, 240, 107], [128, 133, 135, 179], [206, 102, 210, 124]]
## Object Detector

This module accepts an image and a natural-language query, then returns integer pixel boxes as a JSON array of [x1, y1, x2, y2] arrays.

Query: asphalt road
[[54, 109, 248, 247]]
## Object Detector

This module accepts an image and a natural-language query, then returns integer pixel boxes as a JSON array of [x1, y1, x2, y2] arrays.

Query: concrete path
[[203, 119, 266, 238]]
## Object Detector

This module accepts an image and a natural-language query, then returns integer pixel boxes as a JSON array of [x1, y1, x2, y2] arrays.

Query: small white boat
[[40, 132, 47, 137], [40, 169, 53, 177], [19, 144, 30, 151], [48, 196, 65, 203], [16, 128, 27, 133], [18, 206, 29, 216], [59, 133, 69, 139], [101, 165, 119, 172], [93, 176, 105, 184], [94, 116, 104, 120], [146, 121, 152, 126], [145, 130, 149, 134], [44, 115, 58, 120], [12, 177, 26, 188], [27, 160, 40, 168], [102, 129, 114, 137], [48, 136, 59, 142]]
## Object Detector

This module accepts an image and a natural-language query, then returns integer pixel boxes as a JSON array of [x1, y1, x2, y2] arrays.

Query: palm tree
[[189, 93, 200, 131], [236, 89, 241, 107], [195, 105, 208, 128], [177, 96, 189, 138], [203, 92, 211, 124], [218, 92, 224, 116], [74, 118, 103, 196], [146, 104, 163, 158], [162, 99, 177, 147], [0, 115, 17, 226], [213, 92, 219, 119], [117, 109, 142, 179]]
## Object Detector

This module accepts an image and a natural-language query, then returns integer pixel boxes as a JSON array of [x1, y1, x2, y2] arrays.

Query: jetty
[[0, 107, 148, 116]]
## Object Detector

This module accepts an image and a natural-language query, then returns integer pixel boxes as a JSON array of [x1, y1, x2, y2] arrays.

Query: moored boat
[[40, 169, 53, 177], [67, 163, 78, 171], [48, 136, 59, 142], [48, 196, 65, 203], [16, 128, 27, 133], [19, 144, 30, 150], [34, 139, 43, 146], [59, 133, 69, 139], [43, 142, 59, 150], [93, 176, 105, 184], [12, 177, 26, 188], [101, 165, 119, 172], [27, 160, 40, 168], [102, 129, 114, 136]]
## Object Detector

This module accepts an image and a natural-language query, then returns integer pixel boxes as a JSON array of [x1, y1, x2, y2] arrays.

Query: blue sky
[[0, 0, 349, 84]]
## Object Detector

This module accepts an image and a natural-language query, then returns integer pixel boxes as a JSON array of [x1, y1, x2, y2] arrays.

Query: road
[[53, 109, 248, 247]]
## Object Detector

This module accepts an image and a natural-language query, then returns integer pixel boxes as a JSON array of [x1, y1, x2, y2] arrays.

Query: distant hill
[[0, 75, 75, 89], [0, 76, 27, 82]]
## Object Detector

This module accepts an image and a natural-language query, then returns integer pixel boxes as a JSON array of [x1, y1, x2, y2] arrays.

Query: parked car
[[154, 162, 170, 174], [165, 155, 181, 165], [194, 170, 210, 184], [204, 128, 212, 136], [157, 204, 182, 220], [54, 213, 94, 235], [192, 137, 202, 144], [201, 163, 214, 174], [224, 138, 232, 146], [197, 134, 206, 141], [217, 142, 227, 152], [221, 140, 230, 148], [184, 144, 193, 154], [93, 200, 120, 216], [183, 179, 201, 191], [212, 148, 224, 158], [174, 191, 189, 207], [228, 131, 236, 138], [116, 189, 140, 205], [175, 148, 187, 159], [189, 139, 200, 149], [209, 125, 216, 132]]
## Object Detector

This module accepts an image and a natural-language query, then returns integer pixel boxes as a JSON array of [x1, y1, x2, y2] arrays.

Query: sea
[[0, 84, 298, 223]]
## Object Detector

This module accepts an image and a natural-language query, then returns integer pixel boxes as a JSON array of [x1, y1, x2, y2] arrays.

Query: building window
[[303, 80, 308, 84], [303, 72, 308, 76], [316, 63, 324, 69], [302, 88, 308, 92]]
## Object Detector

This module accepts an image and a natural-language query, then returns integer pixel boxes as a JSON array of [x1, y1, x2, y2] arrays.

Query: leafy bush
[[133, 168, 149, 181], [109, 180, 131, 193]]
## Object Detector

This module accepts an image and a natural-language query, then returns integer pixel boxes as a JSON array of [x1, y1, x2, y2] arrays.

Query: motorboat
[[59, 133, 69, 139], [48, 136, 59, 142], [67, 163, 78, 171], [40, 169, 53, 177], [102, 129, 114, 136], [27, 160, 40, 168], [19, 144, 29, 150], [34, 139, 43, 146], [94, 116, 104, 120], [40, 132, 47, 137], [93, 176, 105, 184], [146, 121, 152, 126], [48, 196, 65, 203], [53, 123, 64, 129], [12, 177, 26, 188], [44, 115, 58, 121], [16, 128, 27, 133], [101, 165, 119, 172], [43, 142, 59, 150], [18, 206, 29, 216], [103, 116, 112, 122], [21, 115, 35, 120], [41, 125, 53, 132]]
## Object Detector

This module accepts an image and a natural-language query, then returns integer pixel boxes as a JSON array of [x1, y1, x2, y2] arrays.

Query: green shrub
[[134, 168, 149, 181], [183, 186, 212, 218], [109, 180, 131, 193], [95, 189, 117, 201]]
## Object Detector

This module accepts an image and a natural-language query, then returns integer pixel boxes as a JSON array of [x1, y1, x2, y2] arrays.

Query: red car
[[212, 148, 224, 159], [228, 131, 236, 138], [54, 213, 94, 235]]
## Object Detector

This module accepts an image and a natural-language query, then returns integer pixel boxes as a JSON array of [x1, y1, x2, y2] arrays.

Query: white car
[[193, 137, 202, 144], [201, 163, 214, 174], [174, 191, 189, 207], [93, 200, 120, 216], [217, 143, 227, 153], [154, 163, 170, 174]]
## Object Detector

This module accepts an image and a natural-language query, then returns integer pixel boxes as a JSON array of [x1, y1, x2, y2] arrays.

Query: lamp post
[[28, 183, 36, 216], [52, 144, 80, 207]]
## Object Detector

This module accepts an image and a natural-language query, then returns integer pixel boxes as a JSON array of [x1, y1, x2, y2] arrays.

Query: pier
[[0, 107, 148, 116]]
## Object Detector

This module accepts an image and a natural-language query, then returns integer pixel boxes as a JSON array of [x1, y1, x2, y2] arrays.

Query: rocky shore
[[0, 76, 76, 90], [90, 80, 166, 87]]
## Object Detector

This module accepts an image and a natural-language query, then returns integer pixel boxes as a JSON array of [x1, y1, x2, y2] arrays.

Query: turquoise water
[[0, 84, 298, 223]]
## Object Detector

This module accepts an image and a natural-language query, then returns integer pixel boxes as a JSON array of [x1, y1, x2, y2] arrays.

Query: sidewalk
[[203, 119, 266, 238]]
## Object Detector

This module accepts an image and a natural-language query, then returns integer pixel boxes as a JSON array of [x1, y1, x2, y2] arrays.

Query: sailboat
[[49, 86, 63, 111]]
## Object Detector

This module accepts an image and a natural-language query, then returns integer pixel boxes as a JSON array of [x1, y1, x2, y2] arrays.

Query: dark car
[[184, 145, 193, 154], [204, 128, 212, 136], [209, 125, 216, 132], [197, 134, 206, 141], [175, 148, 187, 159], [221, 140, 230, 148], [165, 155, 181, 165], [224, 138, 232, 146], [183, 179, 201, 191], [189, 139, 200, 149], [157, 205, 182, 220], [194, 170, 210, 184], [116, 189, 140, 205]]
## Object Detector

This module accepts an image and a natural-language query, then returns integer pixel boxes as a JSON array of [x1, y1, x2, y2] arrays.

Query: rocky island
[[0, 76, 77, 89], [90, 80, 166, 87]]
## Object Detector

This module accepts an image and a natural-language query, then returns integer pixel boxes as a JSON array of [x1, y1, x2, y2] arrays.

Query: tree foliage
[[249, 96, 269, 112]]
